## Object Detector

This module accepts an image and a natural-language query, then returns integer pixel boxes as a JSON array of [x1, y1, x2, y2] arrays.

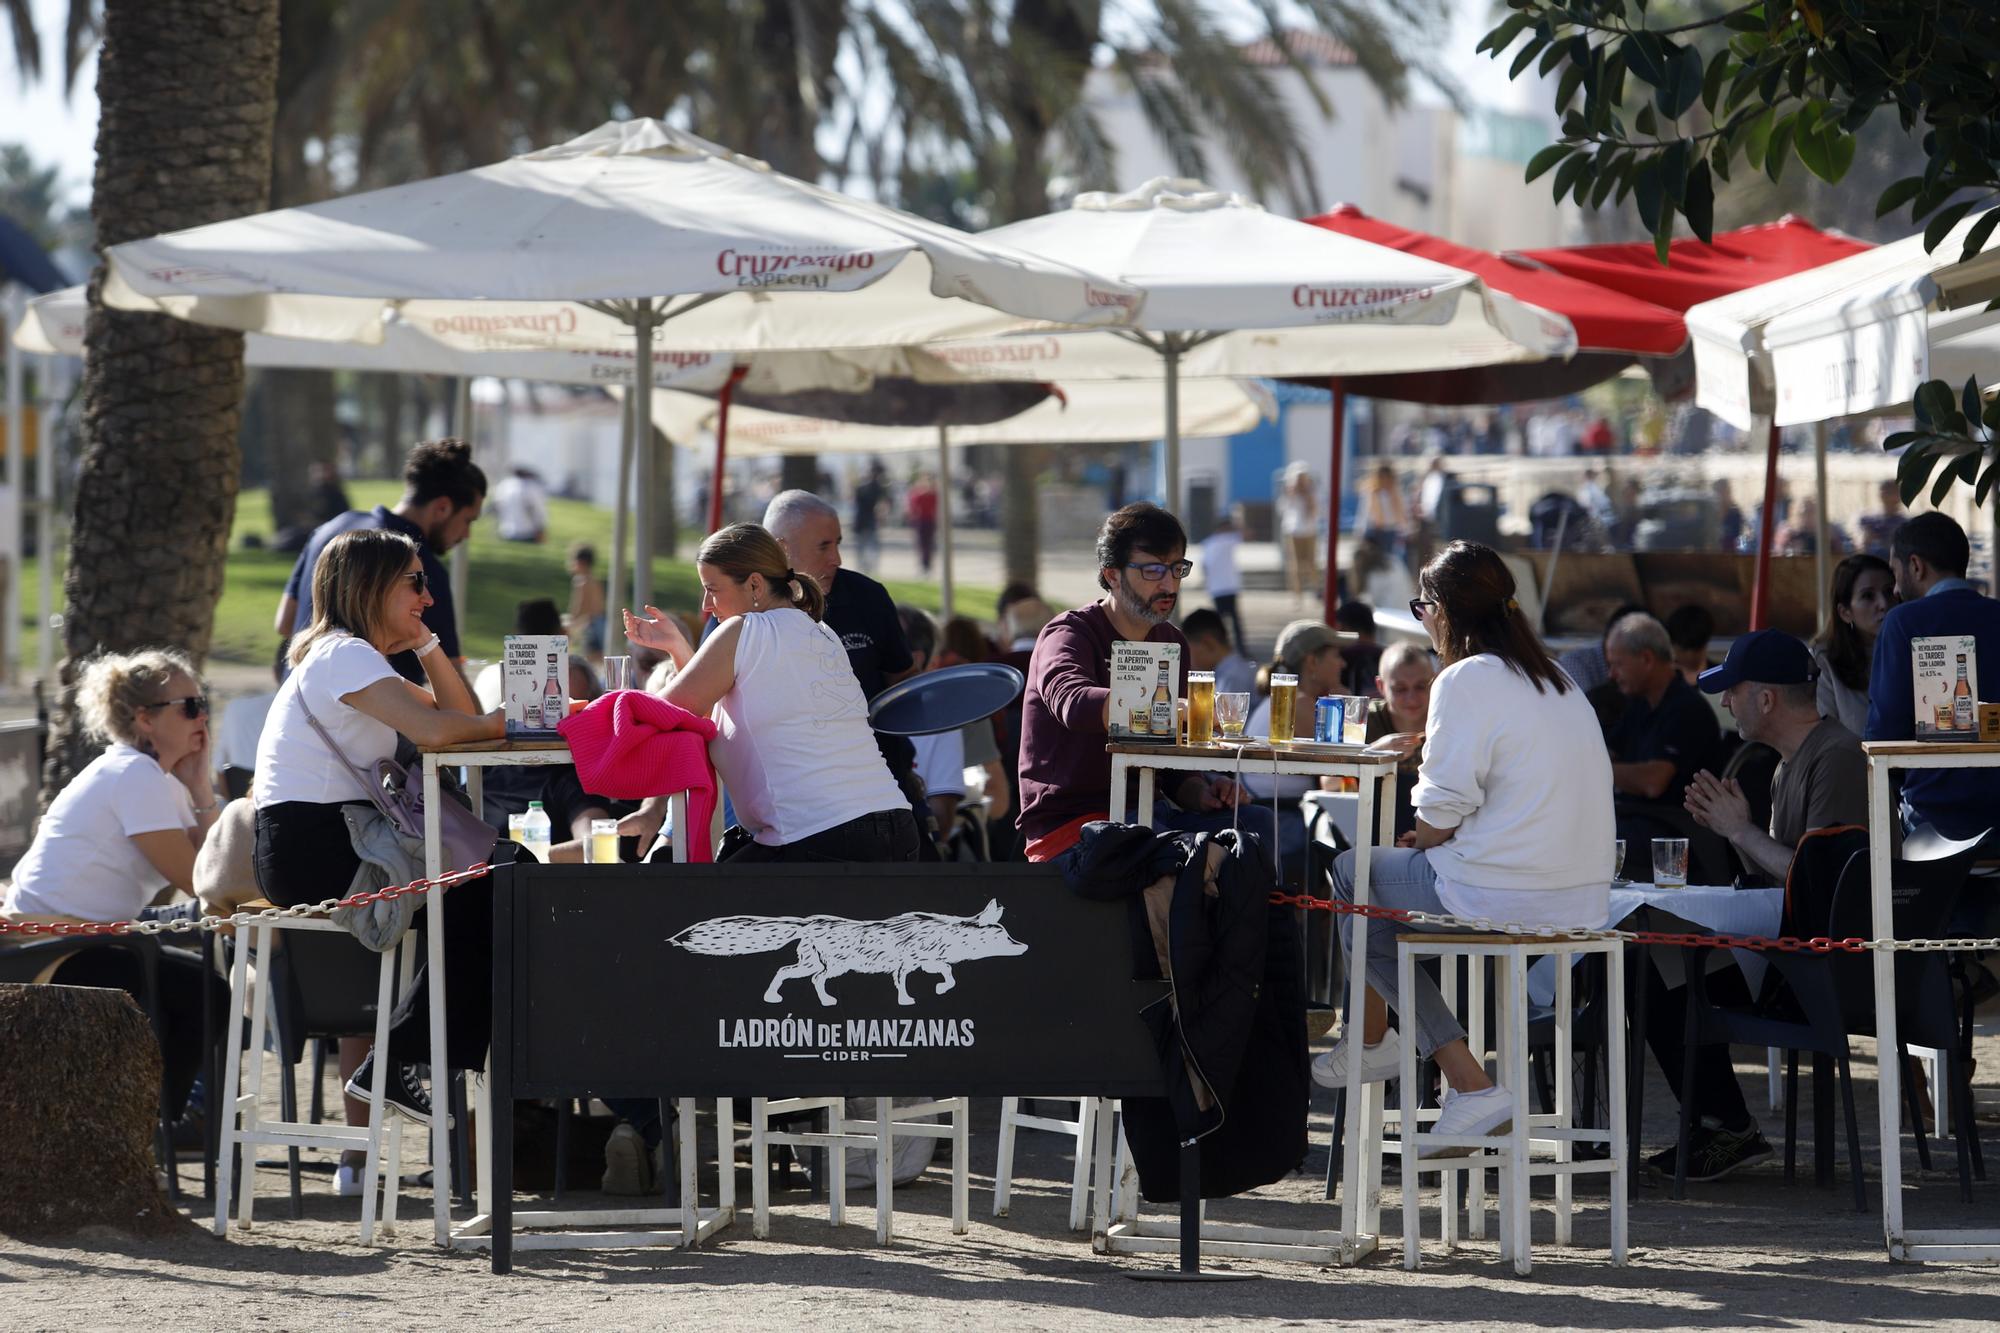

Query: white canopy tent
[[1688, 209, 2000, 430], [1686, 210, 2000, 624], [958, 179, 1578, 500], [644, 376, 1274, 619], [100, 119, 1140, 666]]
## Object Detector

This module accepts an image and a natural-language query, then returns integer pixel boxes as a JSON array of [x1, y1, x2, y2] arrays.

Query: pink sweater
[[558, 691, 719, 863]]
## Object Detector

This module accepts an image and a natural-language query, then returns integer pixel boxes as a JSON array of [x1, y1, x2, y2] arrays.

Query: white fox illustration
[[669, 899, 1027, 1007]]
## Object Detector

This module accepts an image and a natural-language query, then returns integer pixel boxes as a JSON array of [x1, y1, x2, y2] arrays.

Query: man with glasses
[[1017, 503, 1261, 863], [276, 437, 486, 685]]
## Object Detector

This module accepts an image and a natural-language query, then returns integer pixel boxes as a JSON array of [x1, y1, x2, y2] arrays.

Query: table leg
[[1108, 757, 1128, 825], [670, 792, 689, 864], [1868, 758, 1903, 1258], [1135, 767, 1155, 828], [423, 756, 452, 1246], [1338, 770, 1379, 1244]]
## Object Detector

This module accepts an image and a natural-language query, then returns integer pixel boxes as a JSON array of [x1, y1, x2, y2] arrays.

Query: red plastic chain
[[0, 863, 492, 938]]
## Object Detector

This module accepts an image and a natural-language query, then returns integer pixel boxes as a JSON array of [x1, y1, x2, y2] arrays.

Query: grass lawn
[[34, 482, 994, 668]]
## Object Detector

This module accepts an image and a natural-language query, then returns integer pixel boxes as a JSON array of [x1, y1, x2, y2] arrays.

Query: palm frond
[[4, 0, 39, 80]]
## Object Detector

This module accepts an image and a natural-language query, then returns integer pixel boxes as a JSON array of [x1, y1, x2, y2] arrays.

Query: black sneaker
[[1646, 1124, 1773, 1182], [344, 1052, 445, 1128]]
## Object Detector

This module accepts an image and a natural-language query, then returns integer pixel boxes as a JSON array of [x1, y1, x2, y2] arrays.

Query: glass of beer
[[1216, 692, 1250, 738], [1268, 673, 1298, 745], [507, 812, 529, 846], [1187, 671, 1216, 744], [589, 818, 621, 865]]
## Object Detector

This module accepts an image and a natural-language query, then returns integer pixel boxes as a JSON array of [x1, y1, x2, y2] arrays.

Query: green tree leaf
[[1876, 176, 1924, 217], [1960, 208, 2000, 262], [1684, 159, 1715, 241], [1656, 42, 1705, 119], [1524, 142, 1574, 183], [1925, 198, 1979, 253]]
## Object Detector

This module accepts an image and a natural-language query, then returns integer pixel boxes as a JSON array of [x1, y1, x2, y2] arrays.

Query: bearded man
[[1017, 503, 1258, 862]]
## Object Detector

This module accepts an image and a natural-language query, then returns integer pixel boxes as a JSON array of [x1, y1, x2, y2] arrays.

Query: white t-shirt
[[1414, 654, 1614, 927], [912, 728, 968, 800], [253, 633, 402, 807], [4, 744, 195, 921], [1278, 489, 1315, 536], [489, 475, 548, 541], [712, 608, 909, 846], [215, 690, 276, 775], [1200, 530, 1243, 596]]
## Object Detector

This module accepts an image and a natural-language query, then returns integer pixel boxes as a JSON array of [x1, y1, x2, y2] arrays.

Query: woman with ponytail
[[1314, 541, 1615, 1153], [621, 524, 918, 862]]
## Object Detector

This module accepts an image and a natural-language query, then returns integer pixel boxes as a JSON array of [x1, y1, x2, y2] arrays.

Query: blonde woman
[[253, 527, 501, 1126], [2, 648, 226, 1119], [621, 523, 917, 862], [1278, 465, 1320, 603]]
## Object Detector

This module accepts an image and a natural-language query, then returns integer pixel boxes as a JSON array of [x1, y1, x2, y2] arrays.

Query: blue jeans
[[1330, 846, 1468, 1058]]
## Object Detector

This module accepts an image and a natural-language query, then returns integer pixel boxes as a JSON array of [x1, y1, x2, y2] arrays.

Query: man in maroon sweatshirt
[[1017, 503, 1255, 862]]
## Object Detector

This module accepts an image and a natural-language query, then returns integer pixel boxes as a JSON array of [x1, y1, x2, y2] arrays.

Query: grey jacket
[[333, 804, 428, 952]]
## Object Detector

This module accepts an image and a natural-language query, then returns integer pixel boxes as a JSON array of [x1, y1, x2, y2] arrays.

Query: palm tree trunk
[[44, 0, 281, 797]]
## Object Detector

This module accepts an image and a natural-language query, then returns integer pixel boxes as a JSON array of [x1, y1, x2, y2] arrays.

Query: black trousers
[[718, 808, 923, 865], [51, 944, 225, 1119], [255, 800, 492, 1072], [1642, 951, 1753, 1131]]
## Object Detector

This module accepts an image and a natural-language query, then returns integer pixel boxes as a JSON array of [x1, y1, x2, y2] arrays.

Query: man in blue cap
[[1686, 629, 1867, 883], [1636, 629, 1865, 1183]]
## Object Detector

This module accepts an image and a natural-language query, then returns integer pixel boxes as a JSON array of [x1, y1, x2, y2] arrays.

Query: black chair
[[1674, 825, 1989, 1208]]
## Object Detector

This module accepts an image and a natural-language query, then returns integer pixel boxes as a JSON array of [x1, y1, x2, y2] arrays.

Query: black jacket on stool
[[1060, 822, 1309, 1202]]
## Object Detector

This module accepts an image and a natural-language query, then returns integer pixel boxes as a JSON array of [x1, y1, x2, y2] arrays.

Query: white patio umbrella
[[17, 282, 994, 656], [957, 179, 1578, 501], [100, 118, 1140, 628], [645, 376, 1274, 619], [1687, 209, 2000, 626]]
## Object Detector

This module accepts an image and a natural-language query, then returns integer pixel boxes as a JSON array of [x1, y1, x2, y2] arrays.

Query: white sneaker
[[1311, 1028, 1404, 1088], [1422, 1086, 1515, 1158], [335, 1161, 366, 1198], [601, 1123, 655, 1196]]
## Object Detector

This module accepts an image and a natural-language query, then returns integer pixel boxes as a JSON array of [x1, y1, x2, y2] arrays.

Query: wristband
[[416, 633, 443, 658]]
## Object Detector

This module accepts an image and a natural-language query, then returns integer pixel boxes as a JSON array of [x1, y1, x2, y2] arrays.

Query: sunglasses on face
[[1409, 598, 1437, 622], [145, 695, 209, 721], [402, 569, 429, 595], [1126, 559, 1193, 582]]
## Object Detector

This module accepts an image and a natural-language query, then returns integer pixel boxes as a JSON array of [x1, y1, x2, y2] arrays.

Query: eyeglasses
[[144, 695, 209, 721], [1125, 560, 1193, 582], [1408, 598, 1437, 622], [402, 570, 429, 595]]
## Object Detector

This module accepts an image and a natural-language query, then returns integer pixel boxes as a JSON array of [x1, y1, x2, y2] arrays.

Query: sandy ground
[[6, 1022, 1998, 1331]]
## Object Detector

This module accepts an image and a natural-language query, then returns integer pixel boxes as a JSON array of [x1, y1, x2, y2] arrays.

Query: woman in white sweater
[[1314, 541, 1614, 1151]]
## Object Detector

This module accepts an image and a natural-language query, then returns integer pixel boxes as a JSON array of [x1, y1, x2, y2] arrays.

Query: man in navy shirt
[[277, 438, 486, 683], [1865, 511, 2000, 838]]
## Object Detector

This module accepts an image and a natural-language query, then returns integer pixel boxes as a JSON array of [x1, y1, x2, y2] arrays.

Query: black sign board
[[491, 861, 1168, 1099]]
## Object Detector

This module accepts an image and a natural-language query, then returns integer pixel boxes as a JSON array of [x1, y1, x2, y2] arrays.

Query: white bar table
[[1097, 739, 1400, 1267], [420, 738, 697, 1250], [1863, 740, 2000, 1265]]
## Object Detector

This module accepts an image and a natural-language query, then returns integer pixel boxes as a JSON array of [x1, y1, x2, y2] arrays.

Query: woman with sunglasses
[[253, 528, 502, 1127], [1316, 541, 1614, 1153], [2, 648, 226, 1123]]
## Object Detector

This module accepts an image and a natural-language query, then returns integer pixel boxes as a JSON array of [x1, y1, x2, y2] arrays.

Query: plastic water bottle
[[521, 801, 552, 862]]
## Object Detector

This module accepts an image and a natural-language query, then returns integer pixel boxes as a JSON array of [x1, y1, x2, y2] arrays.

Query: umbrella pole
[[633, 306, 656, 615], [708, 365, 745, 535], [1813, 421, 1830, 629], [36, 354, 58, 685], [1163, 340, 1181, 511], [937, 425, 954, 621], [4, 290, 21, 685], [1749, 418, 1781, 631], [1322, 379, 1345, 624], [450, 375, 473, 648], [605, 386, 634, 660]]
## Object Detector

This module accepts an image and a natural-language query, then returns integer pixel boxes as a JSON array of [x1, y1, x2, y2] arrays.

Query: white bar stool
[[748, 1096, 969, 1243], [1390, 932, 1628, 1275], [214, 904, 407, 1242], [993, 1096, 1105, 1231]]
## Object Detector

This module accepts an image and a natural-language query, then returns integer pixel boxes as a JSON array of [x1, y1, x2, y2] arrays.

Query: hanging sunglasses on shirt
[[145, 695, 210, 721]]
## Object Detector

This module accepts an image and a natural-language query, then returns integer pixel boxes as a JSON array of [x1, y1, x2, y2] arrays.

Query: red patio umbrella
[[1302, 204, 1691, 620], [1516, 217, 1874, 630]]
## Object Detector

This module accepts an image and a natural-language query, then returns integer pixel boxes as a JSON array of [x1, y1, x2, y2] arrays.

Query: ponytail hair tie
[[783, 569, 804, 601]]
